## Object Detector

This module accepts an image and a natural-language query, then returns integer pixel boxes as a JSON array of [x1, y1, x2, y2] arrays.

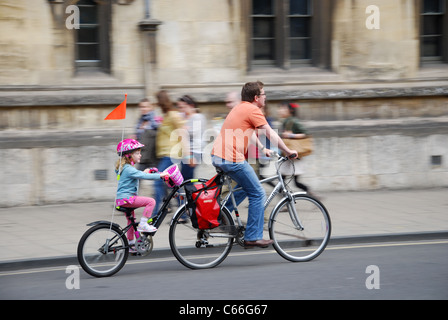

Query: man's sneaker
[[137, 222, 157, 233]]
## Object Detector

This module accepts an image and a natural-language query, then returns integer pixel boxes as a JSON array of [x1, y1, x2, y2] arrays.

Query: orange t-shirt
[[212, 102, 267, 162]]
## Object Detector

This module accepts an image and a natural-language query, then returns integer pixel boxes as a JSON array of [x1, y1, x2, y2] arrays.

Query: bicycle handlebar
[[271, 151, 297, 161]]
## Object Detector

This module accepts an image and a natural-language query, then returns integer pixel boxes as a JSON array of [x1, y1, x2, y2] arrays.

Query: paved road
[[1, 239, 447, 302], [1, 188, 448, 265]]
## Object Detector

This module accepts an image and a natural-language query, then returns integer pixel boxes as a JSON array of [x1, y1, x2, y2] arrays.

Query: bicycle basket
[[163, 164, 184, 188]]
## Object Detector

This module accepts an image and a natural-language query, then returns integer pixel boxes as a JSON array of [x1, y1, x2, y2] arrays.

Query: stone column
[[331, 0, 419, 80]]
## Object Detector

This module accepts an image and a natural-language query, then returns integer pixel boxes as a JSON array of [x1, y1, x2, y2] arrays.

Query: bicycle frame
[[150, 178, 208, 230], [220, 156, 305, 231], [103, 156, 303, 250], [92, 178, 205, 254]]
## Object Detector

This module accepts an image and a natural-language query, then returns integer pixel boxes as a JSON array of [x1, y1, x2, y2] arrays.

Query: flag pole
[[104, 93, 128, 228], [110, 118, 126, 228]]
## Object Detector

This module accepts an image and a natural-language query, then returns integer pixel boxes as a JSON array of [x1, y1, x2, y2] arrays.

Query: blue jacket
[[116, 164, 160, 199]]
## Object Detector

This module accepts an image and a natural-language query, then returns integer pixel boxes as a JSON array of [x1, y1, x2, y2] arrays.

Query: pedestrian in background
[[278, 102, 318, 198], [177, 94, 206, 222], [132, 98, 160, 170], [225, 91, 240, 110], [154, 90, 185, 213], [177, 95, 206, 180]]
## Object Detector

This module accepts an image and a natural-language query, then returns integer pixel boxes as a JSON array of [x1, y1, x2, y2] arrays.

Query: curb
[[328, 230, 448, 245], [1, 231, 447, 273]]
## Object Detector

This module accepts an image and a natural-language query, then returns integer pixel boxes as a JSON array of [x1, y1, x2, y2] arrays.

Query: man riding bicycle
[[211, 81, 297, 248]]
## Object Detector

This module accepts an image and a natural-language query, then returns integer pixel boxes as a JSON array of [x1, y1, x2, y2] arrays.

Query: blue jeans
[[179, 154, 202, 219], [180, 152, 202, 181], [154, 156, 174, 213], [212, 156, 266, 241]]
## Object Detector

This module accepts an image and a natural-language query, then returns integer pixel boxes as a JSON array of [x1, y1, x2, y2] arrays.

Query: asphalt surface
[[0, 188, 447, 271]]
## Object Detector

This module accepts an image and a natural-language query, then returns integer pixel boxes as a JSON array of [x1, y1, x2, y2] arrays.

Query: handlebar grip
[[272, 151, 297, 160]]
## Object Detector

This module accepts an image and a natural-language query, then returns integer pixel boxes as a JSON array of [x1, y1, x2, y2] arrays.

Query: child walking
[[115, 139, 168, 246]]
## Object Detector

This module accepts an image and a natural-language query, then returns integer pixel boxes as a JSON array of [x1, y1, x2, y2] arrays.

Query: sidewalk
[[1, 188, 447, 266]]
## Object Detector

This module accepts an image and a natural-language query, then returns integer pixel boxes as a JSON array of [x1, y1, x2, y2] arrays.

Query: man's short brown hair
[[241, 81, 264, 102]]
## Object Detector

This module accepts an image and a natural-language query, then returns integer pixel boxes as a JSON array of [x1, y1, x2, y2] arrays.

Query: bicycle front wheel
[[77, 223, 129, 277], [169, 205, 235, 269], [269, 194, 331, 262]]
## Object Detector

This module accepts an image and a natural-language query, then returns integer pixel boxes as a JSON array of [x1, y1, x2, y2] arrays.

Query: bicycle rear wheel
[[77, 224, 129, 277], [169, 205, 235, 269], [269, 194, 331, 262]]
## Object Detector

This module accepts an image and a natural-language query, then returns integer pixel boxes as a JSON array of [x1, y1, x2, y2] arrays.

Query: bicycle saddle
[[215, 167, 224, 174], [115, 206, 134, 217]]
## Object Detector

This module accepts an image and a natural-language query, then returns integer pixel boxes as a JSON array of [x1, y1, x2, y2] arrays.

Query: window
[[420, 0, 448, 62], [75, 0, 111, 72], [251, 0, 276, 62], [249, 0, 331, 69], [288, 0, 312, 61]]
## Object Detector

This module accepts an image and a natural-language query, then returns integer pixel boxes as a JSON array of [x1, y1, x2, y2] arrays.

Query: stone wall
[[331, 0, 419, 80], [1, 116, 447, 207], [300, 119, 448, 191], [1, 0, 447, 207]]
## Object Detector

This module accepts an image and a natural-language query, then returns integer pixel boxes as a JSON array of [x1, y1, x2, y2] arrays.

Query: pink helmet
[[117, 139, 144, 155]]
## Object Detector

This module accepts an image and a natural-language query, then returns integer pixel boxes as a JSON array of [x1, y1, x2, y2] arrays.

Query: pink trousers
[[118, 196, 156, 240]]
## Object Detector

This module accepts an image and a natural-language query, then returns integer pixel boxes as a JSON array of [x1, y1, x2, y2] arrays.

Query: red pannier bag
[[185, 174, 223, 229]]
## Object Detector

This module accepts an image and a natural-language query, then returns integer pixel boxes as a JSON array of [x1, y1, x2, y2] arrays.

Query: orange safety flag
[[104, 94, 127, 120]]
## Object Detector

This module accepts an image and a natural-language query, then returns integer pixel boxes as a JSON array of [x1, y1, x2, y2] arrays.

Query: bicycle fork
[[285, 193, 304, 231], [265, 182, 305, 231]]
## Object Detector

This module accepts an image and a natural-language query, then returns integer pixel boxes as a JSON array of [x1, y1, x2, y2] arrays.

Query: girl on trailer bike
[[115, 139, 168, 251]]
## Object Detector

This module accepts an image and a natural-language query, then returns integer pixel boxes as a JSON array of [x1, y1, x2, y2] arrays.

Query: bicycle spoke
[[269, 195, 331, 262], [77, 224, 129, 277], [169, 206, 235, 269]]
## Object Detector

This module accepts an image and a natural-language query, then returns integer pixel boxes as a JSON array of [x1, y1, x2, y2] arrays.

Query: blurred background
[[0, 0, 447, 207]]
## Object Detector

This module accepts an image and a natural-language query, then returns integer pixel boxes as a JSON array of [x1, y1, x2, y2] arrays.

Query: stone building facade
[[0, 0, 447, 206]]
